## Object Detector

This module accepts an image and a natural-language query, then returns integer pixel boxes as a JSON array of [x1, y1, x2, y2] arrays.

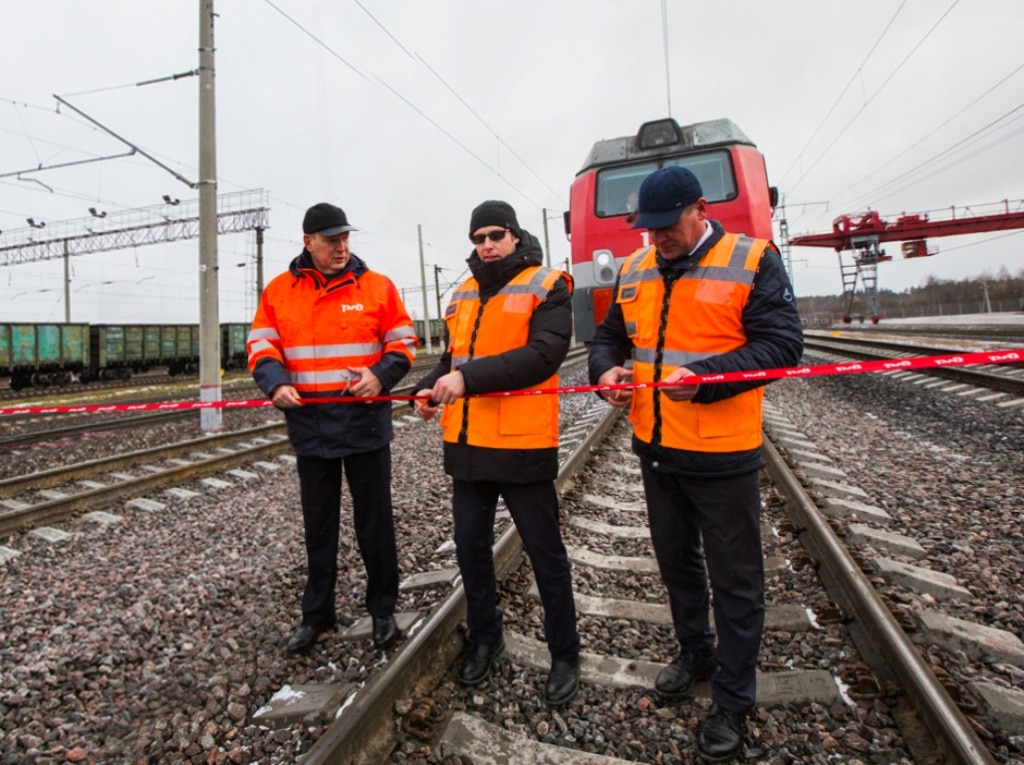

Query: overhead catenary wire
[[831, 65, 1024, 205], [865, 119, 1024, 208], [414, 53, 567, 207], [349, 0, 566, 207], [776, 0, 908, 188], [786, 0, 961, 197], [850, 103, 1024, 208], [260, 0, 553, 211]]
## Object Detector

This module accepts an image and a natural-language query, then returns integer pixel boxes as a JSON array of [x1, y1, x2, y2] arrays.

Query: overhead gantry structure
[[788, 199, 1024, 323], [0, 189, 269, 322]]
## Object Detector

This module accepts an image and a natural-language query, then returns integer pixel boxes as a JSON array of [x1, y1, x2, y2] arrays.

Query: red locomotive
[[565, 117, 777, 342]]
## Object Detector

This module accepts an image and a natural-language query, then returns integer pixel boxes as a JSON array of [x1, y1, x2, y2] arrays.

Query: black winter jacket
[[414, 230, 571, 483]]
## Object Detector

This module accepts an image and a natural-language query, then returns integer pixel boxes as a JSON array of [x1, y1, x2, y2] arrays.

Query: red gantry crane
[[788, 199, 1024, 323]]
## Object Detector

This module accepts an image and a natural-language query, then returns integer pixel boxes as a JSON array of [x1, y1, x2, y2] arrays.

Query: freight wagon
[[0, 322, 253, 390], [0, 323, 90, 390]]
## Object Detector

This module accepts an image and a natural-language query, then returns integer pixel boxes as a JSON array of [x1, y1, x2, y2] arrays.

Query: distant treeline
[[796, 267, 1024, 325]]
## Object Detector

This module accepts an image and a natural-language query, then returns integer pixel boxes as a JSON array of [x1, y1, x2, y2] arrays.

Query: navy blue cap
[[632, 166, 703, 229]]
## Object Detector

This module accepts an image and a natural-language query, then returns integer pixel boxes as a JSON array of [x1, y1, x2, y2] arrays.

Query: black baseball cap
[[302, 203, 356, 236]]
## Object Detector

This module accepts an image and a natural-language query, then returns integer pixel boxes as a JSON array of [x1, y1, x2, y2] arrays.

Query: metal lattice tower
[[0, 189, 269, 266]]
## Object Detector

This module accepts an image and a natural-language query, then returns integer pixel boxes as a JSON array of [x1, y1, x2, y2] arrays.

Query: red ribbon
[[2, 348, 1020, 417]]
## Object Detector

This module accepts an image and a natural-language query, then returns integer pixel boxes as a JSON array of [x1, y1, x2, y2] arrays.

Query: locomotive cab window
[[594, 151, 738, 218]]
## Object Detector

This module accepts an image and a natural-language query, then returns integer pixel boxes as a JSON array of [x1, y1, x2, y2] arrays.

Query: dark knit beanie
[[469, 200, 520, 238]]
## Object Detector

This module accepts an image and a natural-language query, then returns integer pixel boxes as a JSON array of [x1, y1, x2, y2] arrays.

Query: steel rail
[[0, 435, 291, 538], [0, 422, 287, 498], [0, 394, 430, 530], [802, 337, 1024, 396], [761, 436, 996, 765], [300, 404, 623, 765], [0, 410, 208, 449]]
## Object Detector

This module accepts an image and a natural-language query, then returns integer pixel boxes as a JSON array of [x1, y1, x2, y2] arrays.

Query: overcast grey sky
[[2, 0, 1023, 324]]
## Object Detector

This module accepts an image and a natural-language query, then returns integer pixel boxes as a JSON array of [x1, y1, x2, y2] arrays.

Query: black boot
[[696, 703, 747, 762], [372, 615, 400, 650], [458, 635, 504, 685], [655, 650, 718, 699], [545, 658, 580, 705]]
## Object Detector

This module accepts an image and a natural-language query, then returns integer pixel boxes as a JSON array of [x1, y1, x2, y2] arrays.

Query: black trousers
[[295, 448, 398, 627], [640, 461, 764, 714], [452, 478, 580, 663]]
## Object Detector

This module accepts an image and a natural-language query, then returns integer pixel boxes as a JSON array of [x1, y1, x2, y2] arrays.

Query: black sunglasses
[[470, 229, 509, 245]]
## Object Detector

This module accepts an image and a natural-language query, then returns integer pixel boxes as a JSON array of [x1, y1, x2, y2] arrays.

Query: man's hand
[[412, 389, 439, 421], [430, 370, 466, 406], [271, 384, 303, 409], [598, 367, 632, 407], [347, 366, 383, 398], [661, 366, 700, 401]]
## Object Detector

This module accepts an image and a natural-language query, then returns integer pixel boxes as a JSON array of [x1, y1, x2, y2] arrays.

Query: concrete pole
[[63, 240, 71, 322], [255, 226, 264, 297], [198, 0, 222, 432], [542, 208, 552, 268], [434, 265, 446, 350], [417, 225, 432, 354]]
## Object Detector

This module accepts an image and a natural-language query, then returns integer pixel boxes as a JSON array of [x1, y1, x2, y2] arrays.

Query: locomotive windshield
[[594, 150, 738, 218]]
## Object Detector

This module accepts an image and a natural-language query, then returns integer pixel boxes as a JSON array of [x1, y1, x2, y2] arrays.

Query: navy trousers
[[452, 478, 580, 662], [640, 461, 765, 714], [295, 448, 398, 627]]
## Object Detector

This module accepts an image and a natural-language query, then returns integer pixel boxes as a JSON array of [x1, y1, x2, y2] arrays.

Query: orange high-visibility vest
[[247, 266, 416, 393], [617, 234, 767, 452], [440, 266, 569, 449]]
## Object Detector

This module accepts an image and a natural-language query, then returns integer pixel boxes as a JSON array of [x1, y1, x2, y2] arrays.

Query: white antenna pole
[[661, 0, 671, 117]]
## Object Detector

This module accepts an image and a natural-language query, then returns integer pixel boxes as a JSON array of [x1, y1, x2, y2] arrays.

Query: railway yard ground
[[0, 323, 1023, 764]]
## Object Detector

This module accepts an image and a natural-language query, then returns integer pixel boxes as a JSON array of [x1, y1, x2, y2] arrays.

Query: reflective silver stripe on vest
[[247, 338, 276, 360], [384, 325, 415, 343], [634, 348, 714, 366], [620, 248, 657, 283], [515, 267, 557, 299], [450, 266, 556, 307], [451, 286, 479, 301], [729, 236, 755, 267], [677, 236, 756, 285], [291, 368, 362, 385], [623, 265, 661, 284], [283, 341, 382, 360], [248, 326, 279, 341]]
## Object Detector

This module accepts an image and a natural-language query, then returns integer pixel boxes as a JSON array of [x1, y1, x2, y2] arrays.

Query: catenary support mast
[[198, 0, 221, 431]]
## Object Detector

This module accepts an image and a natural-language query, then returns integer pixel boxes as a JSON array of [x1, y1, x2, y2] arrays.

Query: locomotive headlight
[[593, 249, 616, 285]]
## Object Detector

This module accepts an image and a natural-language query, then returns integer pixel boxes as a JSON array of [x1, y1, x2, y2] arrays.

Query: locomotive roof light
[[637, 119, 682, 150]]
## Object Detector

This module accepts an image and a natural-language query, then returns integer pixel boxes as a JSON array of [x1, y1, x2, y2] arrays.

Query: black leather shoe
[[458, 635, 504, 686], [696, 703, 746, 762], [285, 618, 335, 655], [655, 650, 718, 699], [372, 615, 400, 650], [545, 658, 580, 706]]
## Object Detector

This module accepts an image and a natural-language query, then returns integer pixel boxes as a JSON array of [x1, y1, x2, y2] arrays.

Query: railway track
[[0, 350, 569, 539], [0, 353, 448, 449], [803, 330, 1024, 398], [286, 399, 1010, 764]]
